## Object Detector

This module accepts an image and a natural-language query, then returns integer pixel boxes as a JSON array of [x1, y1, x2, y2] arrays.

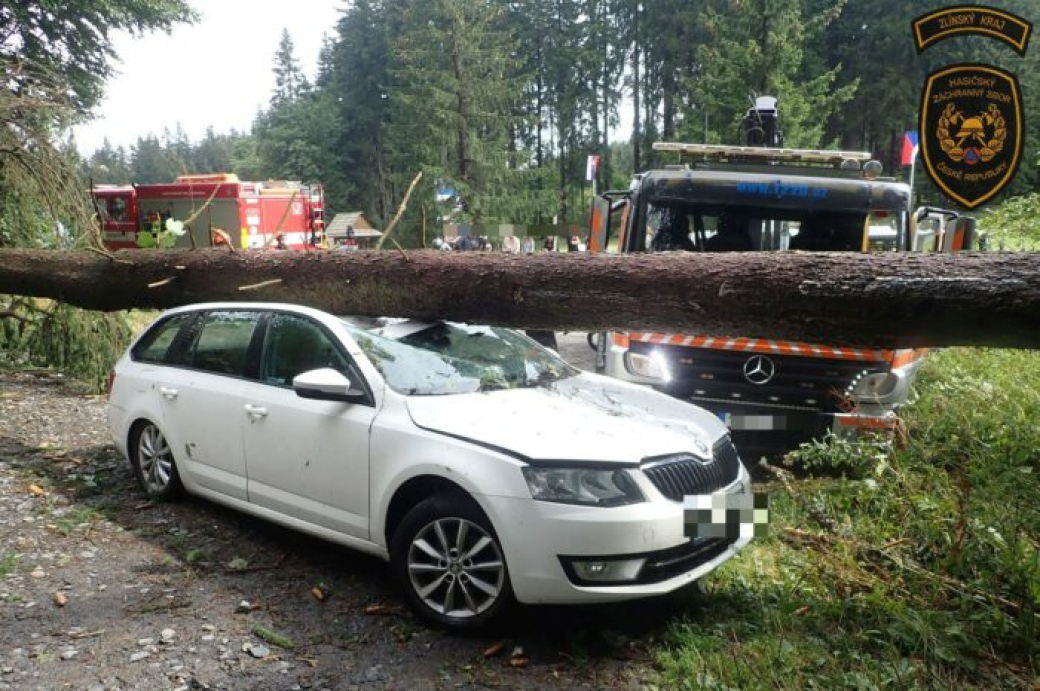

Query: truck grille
[[631, 341, 888, 412], [642, 437, 743, 501]]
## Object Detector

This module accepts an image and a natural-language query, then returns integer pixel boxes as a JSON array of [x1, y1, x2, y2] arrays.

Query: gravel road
[[0, 344, 694, 691]]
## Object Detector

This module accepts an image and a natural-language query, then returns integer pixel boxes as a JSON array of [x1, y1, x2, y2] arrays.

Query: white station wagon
[[108, 303, 752, 629]]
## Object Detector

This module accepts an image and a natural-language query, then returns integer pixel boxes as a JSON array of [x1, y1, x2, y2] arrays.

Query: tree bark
[[0, 248, 1038, 349]]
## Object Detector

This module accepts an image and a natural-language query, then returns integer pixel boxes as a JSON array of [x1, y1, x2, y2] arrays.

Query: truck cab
[[589, 143, 973, 459]]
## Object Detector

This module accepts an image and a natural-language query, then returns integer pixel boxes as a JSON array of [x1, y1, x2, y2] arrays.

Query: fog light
[[571, 558, 646, 582]]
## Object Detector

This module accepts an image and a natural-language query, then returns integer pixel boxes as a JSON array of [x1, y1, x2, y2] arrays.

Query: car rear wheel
[[130, 421, 184, 500], [391, 494, 513, 631]]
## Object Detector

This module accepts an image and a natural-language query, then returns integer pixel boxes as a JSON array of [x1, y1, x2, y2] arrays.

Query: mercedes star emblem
[[743, 355, 776, 385]]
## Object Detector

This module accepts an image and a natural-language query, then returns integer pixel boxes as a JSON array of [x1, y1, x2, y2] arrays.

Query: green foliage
[[980, 193, 1040, 251], [655, 348, 1040, 690], [682, 0, 855, 149], [19, 304, 132, 391], [271, 29, 310, 105], [0, 0, 196, 111], [786, 432, 891, 478]]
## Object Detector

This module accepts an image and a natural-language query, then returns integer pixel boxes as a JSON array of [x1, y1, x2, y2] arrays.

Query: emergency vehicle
[[587, 137, 974, 459], [93, 174, 326, 251]]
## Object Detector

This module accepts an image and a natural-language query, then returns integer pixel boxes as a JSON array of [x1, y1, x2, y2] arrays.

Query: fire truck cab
[[588, 142, 974, 459]]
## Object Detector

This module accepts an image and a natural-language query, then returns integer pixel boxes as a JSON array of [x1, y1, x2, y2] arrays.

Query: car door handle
[[159, 387, 179, 400], [243, 404, 268, 419]]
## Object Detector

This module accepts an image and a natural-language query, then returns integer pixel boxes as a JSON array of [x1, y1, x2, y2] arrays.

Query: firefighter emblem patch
[[920, 64, 1023, 209]]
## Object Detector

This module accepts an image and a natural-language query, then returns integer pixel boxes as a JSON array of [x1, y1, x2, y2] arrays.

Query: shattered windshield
[[342, 320, 579, 396]]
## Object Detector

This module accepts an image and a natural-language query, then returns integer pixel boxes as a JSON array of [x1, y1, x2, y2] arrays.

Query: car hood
[[404, 373, 729, 464]]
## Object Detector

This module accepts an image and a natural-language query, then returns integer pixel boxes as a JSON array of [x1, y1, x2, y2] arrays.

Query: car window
[[132, 313, 193, 364], [185, 311, 262, 377], [259, 314, 356, 386]]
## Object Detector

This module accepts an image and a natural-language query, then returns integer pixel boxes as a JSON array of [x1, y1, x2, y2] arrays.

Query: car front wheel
[[130, 421, 184, 500], [391, 494, 513, 631]]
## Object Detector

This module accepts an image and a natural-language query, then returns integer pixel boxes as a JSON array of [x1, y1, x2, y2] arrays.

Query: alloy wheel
[[407, 517, 505, 618], [137, 424, 174, 494]]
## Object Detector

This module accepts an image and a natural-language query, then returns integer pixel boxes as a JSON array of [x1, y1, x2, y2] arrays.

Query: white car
[[107, 303, 752, 630]]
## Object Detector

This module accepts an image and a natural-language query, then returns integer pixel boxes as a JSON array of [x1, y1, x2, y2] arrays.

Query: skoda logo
[[743, 355, 776, 385]]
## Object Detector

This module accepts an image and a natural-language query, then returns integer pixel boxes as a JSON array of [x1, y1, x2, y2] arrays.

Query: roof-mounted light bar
[[652, 142, 872, 165]]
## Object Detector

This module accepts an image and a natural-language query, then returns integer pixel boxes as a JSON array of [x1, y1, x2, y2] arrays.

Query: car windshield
[[341, 319, 579, 396]]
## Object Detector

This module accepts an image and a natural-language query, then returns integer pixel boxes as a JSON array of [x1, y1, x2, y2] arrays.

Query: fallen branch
[[238, 278, 284, 292], [390, 238, 411, 263], [376, 171, 423, 250]]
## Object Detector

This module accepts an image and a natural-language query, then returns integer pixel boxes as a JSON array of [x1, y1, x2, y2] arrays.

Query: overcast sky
[[73, 0, 344, 154]]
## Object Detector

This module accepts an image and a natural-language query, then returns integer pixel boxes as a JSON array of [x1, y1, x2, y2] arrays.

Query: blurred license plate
[[721, 414, 786, 431]]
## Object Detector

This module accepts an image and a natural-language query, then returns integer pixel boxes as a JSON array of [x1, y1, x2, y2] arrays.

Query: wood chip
[[793, 605, 810, 617], [311, 586, 327, 602], [363, 604, 385, 615], [28, 483, 46, 497], [482, 640, 505, 657], [53, 592, 67, 607]]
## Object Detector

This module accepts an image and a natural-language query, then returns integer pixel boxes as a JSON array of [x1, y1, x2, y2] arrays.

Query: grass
[[0, 552, 19, 577], [654, 348, 1040, 690]]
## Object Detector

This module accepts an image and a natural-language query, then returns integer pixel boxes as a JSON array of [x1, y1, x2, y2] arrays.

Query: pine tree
[[271, 29, 310, 105], [680, 0, 855, 149], [385, 0, 530, 228]]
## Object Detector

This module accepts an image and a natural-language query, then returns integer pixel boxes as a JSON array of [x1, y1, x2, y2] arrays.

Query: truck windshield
[[642, 202, 902, 253]]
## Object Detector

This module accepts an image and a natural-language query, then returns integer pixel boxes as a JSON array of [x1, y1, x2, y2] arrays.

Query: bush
[[655, 348, 1040, 690], [1, 300, 132, 391]]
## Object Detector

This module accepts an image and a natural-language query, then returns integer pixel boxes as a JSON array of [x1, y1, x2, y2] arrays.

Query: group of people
[[433, 232, 588, 254]]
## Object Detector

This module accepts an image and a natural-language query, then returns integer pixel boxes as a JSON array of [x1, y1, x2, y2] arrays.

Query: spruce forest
[[82, 0, 1040, 244]]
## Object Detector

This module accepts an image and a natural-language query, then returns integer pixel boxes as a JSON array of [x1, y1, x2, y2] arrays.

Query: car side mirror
[[292, 368, 367, 403]]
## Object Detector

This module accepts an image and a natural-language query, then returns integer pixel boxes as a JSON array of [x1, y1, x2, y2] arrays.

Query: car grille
[[630, 341, 888, 412], [642, 437, 743, 501]]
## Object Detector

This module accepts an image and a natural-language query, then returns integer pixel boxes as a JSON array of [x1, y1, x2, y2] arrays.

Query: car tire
[[390, 493, 514, 632], [129, 420, 185, 500]]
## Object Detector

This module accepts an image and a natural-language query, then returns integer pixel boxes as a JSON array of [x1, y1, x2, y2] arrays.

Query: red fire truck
[[93, 174, 326, 250]]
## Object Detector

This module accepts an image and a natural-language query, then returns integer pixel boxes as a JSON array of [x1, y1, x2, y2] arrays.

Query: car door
[[157, 309, 264, 501], [240, 312, 374, 539]]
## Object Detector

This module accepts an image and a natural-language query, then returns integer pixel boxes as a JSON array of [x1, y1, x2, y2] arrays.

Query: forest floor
[[0, 337, 675, 691]]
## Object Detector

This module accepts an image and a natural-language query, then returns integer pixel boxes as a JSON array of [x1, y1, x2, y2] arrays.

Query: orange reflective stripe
[[835, 416, 900, 430], [891, 348, 929, 369], [618, 332, 901, 363]]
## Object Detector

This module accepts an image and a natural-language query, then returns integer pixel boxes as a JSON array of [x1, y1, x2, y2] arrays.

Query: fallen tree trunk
[[1, 248, 1038, 348]]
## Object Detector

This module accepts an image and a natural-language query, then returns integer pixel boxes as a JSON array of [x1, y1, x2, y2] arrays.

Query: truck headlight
[[624, 350, 671, 382], [522, 467, 644, 506], [849, 372, 898, 399]]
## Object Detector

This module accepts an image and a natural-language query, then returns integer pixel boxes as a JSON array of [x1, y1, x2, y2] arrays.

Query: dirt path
[[0, 371, 677, 691]]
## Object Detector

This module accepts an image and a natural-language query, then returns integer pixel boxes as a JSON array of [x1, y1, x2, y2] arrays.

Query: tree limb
[[0, 248, 1037, 349]]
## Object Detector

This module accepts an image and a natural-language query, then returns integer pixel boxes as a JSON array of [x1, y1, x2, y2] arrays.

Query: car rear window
[[131, 313, 193, 364]]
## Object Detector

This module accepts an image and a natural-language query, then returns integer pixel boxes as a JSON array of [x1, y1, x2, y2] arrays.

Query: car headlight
[[522, 467, 644, 506]]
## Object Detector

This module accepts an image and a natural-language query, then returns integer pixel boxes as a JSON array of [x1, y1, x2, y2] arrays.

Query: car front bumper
[[485, 467, 752, 604]]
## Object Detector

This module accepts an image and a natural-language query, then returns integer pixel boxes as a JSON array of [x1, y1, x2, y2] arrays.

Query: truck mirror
[[588, 196, 611, 253]]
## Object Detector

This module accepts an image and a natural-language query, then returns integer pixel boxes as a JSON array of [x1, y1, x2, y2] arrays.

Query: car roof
[[160, 303, 441, 338]]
